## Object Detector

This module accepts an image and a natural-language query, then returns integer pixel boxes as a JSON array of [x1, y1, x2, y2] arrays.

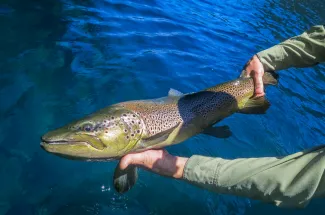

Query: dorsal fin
[[168, 88, 184, 97]]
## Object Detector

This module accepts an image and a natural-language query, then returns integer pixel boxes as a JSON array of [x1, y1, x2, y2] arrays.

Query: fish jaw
[[40, 139, 111, 161], [40, 131, 118, 160]]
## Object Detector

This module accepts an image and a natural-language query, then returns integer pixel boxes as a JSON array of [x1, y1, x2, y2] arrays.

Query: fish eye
[[82, 123, 94, 132]]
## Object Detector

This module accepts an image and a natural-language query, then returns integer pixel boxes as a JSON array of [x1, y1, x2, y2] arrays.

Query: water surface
[[0, 0, 325, 214]]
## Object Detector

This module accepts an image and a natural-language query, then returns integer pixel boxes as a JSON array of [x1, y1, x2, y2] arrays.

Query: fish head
[[40, 106, 143, 160]]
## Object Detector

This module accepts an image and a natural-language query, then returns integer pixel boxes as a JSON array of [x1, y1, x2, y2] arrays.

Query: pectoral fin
[[202, 125, 232, 138], [113, 164, 138, 194], [238, 96, 270, 114], [140, 122, 182, 149]]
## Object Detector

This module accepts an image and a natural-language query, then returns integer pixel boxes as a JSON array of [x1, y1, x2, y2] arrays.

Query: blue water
[[0, 0, 325, 214]]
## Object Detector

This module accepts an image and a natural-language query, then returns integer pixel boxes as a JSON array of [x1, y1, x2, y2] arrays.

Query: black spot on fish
[[137, 130, 140, 133], [126, 136, 129, 139]]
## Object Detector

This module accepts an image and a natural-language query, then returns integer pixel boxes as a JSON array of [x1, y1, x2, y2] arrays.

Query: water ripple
[[0, 0, 325, 214]]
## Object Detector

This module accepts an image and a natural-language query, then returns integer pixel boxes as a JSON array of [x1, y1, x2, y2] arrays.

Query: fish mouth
[[41, 137, 85, 145], [40, 136, 106, 150], [40, 137, 118, 161]]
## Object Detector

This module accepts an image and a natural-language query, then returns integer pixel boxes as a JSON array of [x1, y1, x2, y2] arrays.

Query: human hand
[[119, 149, 188, 179], [242, 55, 265, 97]]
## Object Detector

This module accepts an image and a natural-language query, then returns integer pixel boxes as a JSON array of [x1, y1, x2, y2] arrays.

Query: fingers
[[119, 149, 187, 179], [243, 55, 265, 97], [119, 149, 167, 170], [252, 70, 265, 97]]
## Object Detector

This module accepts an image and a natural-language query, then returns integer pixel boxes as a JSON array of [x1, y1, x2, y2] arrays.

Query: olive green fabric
[[183, 145, 325, 208], [182, 25, 325, 208], [257, 25, 325, 72]]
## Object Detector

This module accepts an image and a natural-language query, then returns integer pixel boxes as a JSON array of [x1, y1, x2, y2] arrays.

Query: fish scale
[[119, 101, 182, 137], [118, 77, 254, 141]]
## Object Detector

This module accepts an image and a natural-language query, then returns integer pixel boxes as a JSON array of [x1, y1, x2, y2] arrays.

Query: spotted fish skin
[[41, 72, 277, 194], [41, 71, 277, 159], [117, 77, 255, 151]]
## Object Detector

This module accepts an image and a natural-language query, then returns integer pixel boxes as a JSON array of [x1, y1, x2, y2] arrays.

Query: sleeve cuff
[[256, 45, 285, 71], [183, 155, 224, 186]]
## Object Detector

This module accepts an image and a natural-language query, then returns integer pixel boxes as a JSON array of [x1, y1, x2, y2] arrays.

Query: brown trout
[[41, 71, 278, 193]]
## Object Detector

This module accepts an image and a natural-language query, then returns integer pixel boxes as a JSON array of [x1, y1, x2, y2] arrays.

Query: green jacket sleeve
[[182, 145, 325, 208], [256, 25, 325, 71]]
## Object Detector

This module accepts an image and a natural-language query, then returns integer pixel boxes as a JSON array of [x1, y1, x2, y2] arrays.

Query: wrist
[[173, 156, 188, 179]]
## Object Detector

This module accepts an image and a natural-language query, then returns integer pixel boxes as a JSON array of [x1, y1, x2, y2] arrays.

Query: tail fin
[[237, 71, 278, 115], [240, 70, 279, 86], [238, 96, 270, 114], [263, 71, 279, 86]]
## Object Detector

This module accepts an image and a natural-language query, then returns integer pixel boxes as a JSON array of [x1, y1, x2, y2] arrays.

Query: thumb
[[119, 153, 144, 170]]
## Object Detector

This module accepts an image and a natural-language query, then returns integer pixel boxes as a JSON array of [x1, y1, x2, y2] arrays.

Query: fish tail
[[240, 69, 279, 86], [262, 71, 279, 86], [237, 71, 277, 115], [238, 96, 270, 114]]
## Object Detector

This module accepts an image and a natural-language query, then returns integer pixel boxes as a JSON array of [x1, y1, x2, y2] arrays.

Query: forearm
[[257, 25, 325, 71], [182, 145, 325, 208]]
